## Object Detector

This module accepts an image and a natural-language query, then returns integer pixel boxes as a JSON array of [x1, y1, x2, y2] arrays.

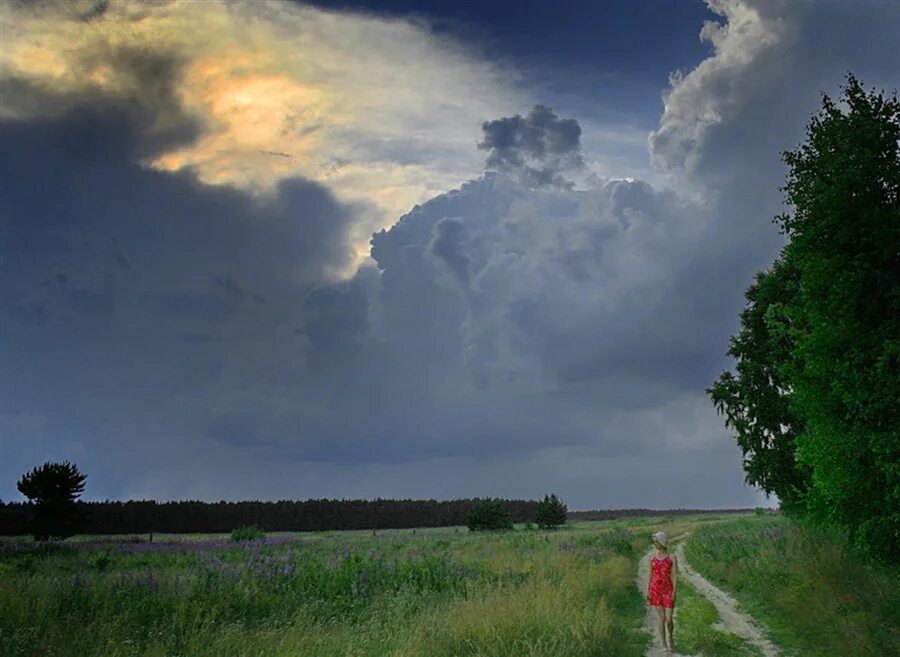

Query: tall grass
[[686, 515, 900, 656], [397, 556, 639, 657], [0, 520, 686, 657]]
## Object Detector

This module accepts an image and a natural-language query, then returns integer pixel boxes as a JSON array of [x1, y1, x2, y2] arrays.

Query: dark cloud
[[301, 281, 369, 369], [2, 38, 198, 160], [429, 218, 471, 286], [478, 105, 585, 189], [0, 102, 361, 498]]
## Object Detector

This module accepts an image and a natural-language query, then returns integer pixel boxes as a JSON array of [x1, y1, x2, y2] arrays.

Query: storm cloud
[[3, 0, 898, 509]]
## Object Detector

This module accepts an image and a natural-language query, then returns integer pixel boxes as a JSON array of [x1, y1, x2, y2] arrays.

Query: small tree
[[535, 493, 568, 530], [17, 461, 87, 540], [466, 497, 513, 531]]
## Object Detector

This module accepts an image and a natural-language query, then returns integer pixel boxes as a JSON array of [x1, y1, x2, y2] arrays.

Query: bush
[[230, 525, 265, 541], [466, 498, 513, 531], [535, 493, 568, 530], [90, 549, 112, 571]]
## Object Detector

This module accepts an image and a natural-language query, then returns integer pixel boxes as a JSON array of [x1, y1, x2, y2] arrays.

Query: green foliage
[[16, 461, 87, 540], [707, 252, 811, 509], [0, 517, 665, 657], [90, 549, 112, 572], [534, 493, 568, 530], [774, 73, 900, 559], [575, 527, 636, 558], [711, 73, 900, 558], [522, 520, 535, 530], [466, 497, 513, 531], [230, 525, 265, 541], [687, 515, 900, 656]]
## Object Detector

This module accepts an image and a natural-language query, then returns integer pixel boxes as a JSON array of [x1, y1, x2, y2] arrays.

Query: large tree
[[713, 73, 899, 559], [775, 74, 899, 559], [17, 460, 87, 540]]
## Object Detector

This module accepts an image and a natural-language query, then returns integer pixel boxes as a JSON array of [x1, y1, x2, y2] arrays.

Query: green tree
[[17, 461, 87, 540], [466, 497, 513, 531], [713, 73, 899, 559], [707, 250, 811, 511], [773, 73, 900, 559], [535, 492, 568, 530]]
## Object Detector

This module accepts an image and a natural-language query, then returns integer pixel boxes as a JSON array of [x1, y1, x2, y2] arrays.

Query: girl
[[647, 531, 678, 652]]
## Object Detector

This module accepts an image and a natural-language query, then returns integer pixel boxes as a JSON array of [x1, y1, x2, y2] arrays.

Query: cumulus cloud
[[645, 0, 900, 347], [478, 105, 586, 189], [650, 0, 900, 204]]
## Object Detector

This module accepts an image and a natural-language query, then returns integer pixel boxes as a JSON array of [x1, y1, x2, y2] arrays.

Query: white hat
[[652, 531, 668, 547]]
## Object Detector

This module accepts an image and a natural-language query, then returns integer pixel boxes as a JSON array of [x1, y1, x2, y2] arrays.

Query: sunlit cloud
[[1, 0, 530, 279]]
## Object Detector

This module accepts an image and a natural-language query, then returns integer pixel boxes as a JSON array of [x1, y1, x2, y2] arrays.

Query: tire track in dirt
[[636, 532, 780, 656]]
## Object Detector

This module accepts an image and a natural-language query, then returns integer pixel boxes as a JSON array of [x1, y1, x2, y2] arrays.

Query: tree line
[[0, 494, 536, 536], [2, 462, 750, 537]]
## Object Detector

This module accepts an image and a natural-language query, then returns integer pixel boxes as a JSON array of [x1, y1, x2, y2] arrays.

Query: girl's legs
[[665, 606, 675, 650], [655, 607, 669, 649]]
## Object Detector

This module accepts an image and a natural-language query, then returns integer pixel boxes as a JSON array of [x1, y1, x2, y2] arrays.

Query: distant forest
[[0, 498, 754, 535]]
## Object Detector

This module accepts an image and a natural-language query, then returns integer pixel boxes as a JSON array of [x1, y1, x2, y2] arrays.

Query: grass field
[[686, 515, 900, 657], [0, 514, 733, 657], [4, 511, 896, 656]]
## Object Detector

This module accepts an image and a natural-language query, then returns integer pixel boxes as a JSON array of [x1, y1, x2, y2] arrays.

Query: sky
[[2, 0, 899, 509]]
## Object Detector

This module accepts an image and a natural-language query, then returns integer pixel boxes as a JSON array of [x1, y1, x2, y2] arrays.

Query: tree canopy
[[17, 460, 88, 540], [709, 73, 900, 559], [535, 492, 568, 530]]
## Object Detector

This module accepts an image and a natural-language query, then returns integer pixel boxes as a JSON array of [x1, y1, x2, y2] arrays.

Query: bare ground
[[636, 533, 780, 657]]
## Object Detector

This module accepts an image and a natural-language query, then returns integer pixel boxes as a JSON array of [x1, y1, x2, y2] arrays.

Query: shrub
[[90, 549, 112, 571], [230, 525, 265, 541], [466, 498, 513, 531]]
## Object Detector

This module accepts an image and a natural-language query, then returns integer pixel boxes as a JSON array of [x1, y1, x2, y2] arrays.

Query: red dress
[[648, 554, 675, 608]]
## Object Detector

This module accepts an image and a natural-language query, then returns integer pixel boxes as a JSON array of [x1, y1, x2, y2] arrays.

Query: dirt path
[[636, 534, 780, 657]]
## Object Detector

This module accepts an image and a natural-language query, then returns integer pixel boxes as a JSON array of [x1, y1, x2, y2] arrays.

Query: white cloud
[[649, 0, 900, 208]]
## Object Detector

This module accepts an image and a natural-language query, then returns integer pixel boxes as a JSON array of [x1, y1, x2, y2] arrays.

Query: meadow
[[0, 514, 729, 657], [3, 512, 897, 656], [686, 515, 900, 657]]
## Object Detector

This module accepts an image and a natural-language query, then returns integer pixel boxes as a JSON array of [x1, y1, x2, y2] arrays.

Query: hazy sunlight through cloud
[[1, 0, 528, 280]]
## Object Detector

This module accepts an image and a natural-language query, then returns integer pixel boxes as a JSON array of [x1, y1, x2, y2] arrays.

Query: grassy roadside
[[685, 515, 900, 657], [672, 576, 761, 657]]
